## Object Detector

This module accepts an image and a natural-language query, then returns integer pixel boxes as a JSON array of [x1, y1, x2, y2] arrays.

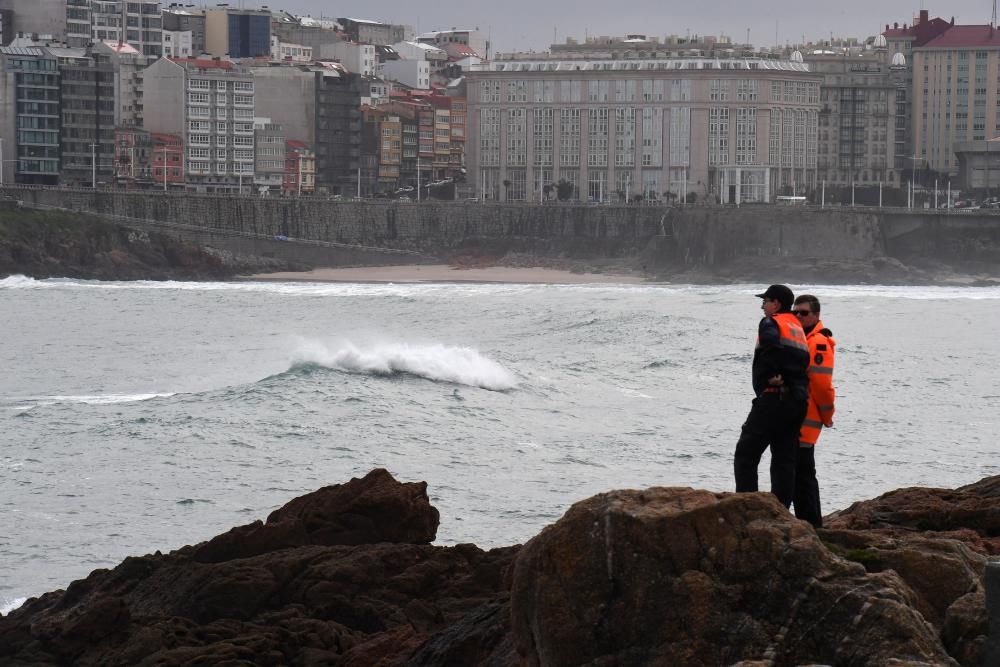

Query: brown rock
[[189, 468, 440, 563], [509, 487, 957, 666], [0, 470, 511, 666], [825, 475, 1000, 555]]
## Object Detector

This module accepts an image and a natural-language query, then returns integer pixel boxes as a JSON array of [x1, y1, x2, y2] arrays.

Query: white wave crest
[[7, 393, 174, 406], [1, 597, 26, 614], [292, 340, 518, 391]]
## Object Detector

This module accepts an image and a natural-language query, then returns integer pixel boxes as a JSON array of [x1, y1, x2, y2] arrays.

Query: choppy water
[[3, 275, 999, 613]]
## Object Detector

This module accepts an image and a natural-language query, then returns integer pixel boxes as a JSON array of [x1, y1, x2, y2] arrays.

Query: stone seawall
[[4, 187, 1000, 280]]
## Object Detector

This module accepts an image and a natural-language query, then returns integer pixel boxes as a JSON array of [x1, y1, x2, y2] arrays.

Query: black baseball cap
[[755, 284, 794, 310]]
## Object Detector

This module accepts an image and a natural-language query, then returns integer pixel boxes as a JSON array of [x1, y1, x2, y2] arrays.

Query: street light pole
[[91, 143, 97, 189], [0, 137, 4, 186]]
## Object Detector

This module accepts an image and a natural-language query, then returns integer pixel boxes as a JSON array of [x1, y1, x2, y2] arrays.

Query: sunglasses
[[792, 309, 813, 316]]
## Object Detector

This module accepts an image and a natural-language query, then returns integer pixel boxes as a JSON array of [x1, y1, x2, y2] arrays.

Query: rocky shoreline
[[1, 469, 997, 666], [0, 208, 297, 281]]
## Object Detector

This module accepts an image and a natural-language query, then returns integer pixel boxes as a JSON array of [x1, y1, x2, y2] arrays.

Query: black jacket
[[751, 314, 810, 398]]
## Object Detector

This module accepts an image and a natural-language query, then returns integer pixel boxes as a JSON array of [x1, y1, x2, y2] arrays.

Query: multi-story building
[[114, 128, 182, 188], [882, 9, 953, 179], [337, 18, 408, 46], [912, 24, 1000, 177], [361, 106, 402, 192], [432, 102, 451, 177], [318, 41, 375, 77], [149, 132, 183, 188], [806, 47, 901, 187], [466, 56, 821, 202], [382, 59, 429, 89], [0, 45, 60, 184], [65, 0, 91, 47], [283, 139, 314, 194], [271, 13, 343, 55], [204, 8, 270, 59], [270, 37, 312, 63], [450, 95, 466, 174], [89, 0, 163, 57], [163, 29, 193, 58], [114, 127, 151, 184], [142, 56, 255, 192], [162, 7, 205, 55], [392, 40, 447, 66], [52, 45, 116, 186], [0, 0, 66, 43], [94, 39, 147, 129], [314, 64, 361, 194], [416, 29, 488, 59], [254, 118, 284, 193], [502, 33, 743, 62]]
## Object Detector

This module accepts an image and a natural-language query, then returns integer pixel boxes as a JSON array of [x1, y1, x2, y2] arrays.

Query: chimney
[[920, 9, 929, 25]]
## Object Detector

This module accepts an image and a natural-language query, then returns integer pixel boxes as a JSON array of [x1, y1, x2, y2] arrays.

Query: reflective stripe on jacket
[[800, 320, 836, 447], [753, 312, 810, 396]]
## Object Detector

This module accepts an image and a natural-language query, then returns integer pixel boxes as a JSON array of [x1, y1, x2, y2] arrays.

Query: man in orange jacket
[[791, 294, 836, 527], [734, 285, 811, 508]]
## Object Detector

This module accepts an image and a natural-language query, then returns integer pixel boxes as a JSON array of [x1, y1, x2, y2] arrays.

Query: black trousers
[[733, 392, 807, 508], [793, 445, 823, 527]]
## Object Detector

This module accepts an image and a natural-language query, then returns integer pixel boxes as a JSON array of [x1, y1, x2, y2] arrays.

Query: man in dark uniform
[[734, 285, 811, 508]]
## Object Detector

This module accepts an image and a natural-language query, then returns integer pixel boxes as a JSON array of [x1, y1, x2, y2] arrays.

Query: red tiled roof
[[882, 15, 952, 47], [918, 25, 1000, 48], [443, 43, 476, 58]]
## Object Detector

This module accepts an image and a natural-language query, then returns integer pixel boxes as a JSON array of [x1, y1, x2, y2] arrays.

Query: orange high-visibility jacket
[[800, 321, 836, 447], [753, 312, 810, 396]]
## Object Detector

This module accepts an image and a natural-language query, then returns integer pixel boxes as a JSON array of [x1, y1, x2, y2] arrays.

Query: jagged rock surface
[[509, 487, 957, 666], [2, 470, 997, 666]]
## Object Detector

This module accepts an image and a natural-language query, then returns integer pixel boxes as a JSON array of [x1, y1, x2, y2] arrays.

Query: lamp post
[[90, 143, 98, 189], [0, 137, 4, 186], [159, 147, 169, 192]]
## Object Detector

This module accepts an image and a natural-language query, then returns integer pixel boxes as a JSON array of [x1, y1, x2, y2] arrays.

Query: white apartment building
[[392, 41, 447, 64], [318, 41, 375, 77], [382, 59, 430, 90], [90, 0, 163, 57], [142, 56, 255, 192], [466, 57, 821, 203], [94, 39, 148, 128], [162, 29, 193, 58], [270, 36, 312, 62]]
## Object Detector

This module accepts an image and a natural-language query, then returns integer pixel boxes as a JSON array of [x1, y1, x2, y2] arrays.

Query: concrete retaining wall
[[4, 187, 1000, 272]]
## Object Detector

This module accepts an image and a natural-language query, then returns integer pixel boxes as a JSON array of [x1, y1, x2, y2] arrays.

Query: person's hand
[[768, 374, 784, 386], [824, 420, 833, 428]]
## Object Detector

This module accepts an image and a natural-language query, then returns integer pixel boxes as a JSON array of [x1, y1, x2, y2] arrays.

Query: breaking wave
[[288, 339, 518, 391]]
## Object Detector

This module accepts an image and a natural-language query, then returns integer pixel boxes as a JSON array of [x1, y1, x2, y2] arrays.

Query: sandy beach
[[244, 265, 646, 284]]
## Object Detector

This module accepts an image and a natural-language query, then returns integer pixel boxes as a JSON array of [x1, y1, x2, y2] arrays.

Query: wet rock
[[2, 471, 996, 666], [509, 488, 956, 666]]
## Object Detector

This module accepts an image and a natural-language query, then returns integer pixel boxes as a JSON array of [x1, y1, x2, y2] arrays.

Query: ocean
[[2, 275, 999, 613]]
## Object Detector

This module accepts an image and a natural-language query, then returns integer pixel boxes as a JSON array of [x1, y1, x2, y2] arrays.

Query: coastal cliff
[[2, 469, 997, 666]]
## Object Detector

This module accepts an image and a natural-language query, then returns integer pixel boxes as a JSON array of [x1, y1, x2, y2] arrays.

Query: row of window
[[480, 78, 819, 104]]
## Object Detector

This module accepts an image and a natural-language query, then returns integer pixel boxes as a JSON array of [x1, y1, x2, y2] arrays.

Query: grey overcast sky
[[277, 1, 999, 53]]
